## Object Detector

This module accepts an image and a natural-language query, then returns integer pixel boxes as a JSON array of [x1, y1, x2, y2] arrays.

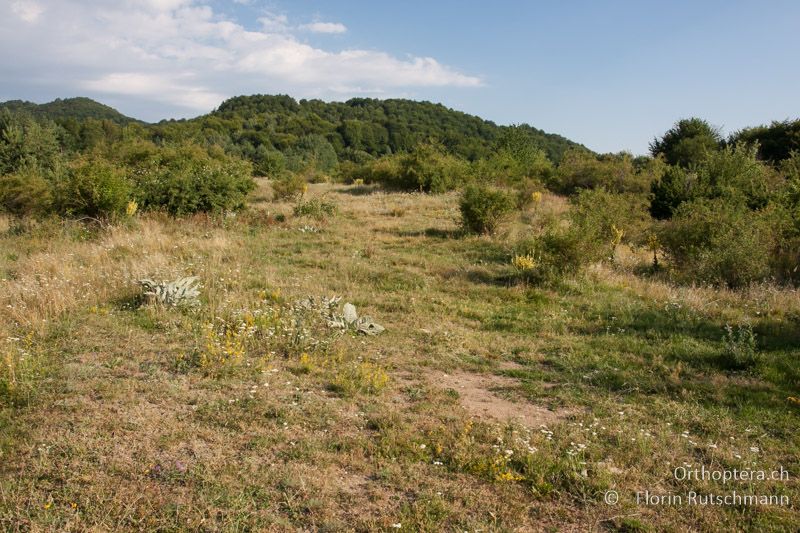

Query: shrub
[[510, 194, 628, 282], [373, 143, 470, 193], [123, 142, 254, 215], [53, 157, 132, 218], [649, 165, 698, 219], [514, 180, 545, 209], [769, 160, 800, 283], [252, 147, 287, 178], [459, 184, 516, 234], [659, 199, 775, 288], [512, 223, 606, 283], [762, 203, 800, 285], [0, 167, 53, 217], [112, 141, 255, 216], [553, 149, 655, 195], [569, 188, 652, 247], [728, 119, 800, 164], [271, 174, 307, 201], [650, 144, 777, 219], [293, 197, 337, 220], [699, 143, 777, 210], [472, 149, 554, 188]]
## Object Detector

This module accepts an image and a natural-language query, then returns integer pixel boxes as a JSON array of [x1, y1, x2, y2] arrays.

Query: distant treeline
[[0, 95, 584, 174]]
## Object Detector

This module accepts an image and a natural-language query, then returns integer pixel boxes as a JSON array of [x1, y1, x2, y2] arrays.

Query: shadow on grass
[[333, 185, 382, 196], [394, 227, 463, 239], [754, 317, 800, 352], [464, 268, 514, 287]]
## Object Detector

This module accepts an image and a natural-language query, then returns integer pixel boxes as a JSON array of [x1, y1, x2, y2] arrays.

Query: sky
[[1, 0, 798, 154]]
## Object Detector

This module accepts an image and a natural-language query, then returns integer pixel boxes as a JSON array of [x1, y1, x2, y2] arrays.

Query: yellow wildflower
[[511, 254, 537, 271]]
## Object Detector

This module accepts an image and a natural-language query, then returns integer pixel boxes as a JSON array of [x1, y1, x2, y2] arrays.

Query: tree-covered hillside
[[0, 97, 138, 125], [0, 95, 587, 170], [197, 95, 583, 163]]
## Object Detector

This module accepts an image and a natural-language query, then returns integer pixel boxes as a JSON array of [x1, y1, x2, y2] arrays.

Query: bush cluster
[[0, 114, 255, 220], [459, 184, 516, 234], [340, 143, 470, 193], [658, 199, 775, 288], [649, 144, 798, 287], [121, 142, 254, 216], [293, 197, 338, 221]]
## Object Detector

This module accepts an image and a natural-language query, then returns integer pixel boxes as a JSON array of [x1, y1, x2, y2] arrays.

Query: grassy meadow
[[1, 181, 798, 531]]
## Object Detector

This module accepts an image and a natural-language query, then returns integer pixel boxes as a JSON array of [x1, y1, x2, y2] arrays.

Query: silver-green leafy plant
[[139, 276, 201, 307], [295, 296, 384, 335]]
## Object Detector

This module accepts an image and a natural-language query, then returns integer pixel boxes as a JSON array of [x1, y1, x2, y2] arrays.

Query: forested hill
[[0, 97, 138, 124], [0, 94, 587, 169], [190, 94, 585, 163]]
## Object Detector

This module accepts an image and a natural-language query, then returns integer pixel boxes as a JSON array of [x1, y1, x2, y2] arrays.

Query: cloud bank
[[299, 21, 348, 34], [0, 0, 482, 119]]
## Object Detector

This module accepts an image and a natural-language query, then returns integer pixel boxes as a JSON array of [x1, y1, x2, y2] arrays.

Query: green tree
[[729, 119, 800, 163], [650, 118, 721, 168], [0, 110, 61, 175], [649, 143, 775, 218]]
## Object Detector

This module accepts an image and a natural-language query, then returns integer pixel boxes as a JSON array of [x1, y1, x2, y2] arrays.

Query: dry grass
[[0, 183, 797, 531]]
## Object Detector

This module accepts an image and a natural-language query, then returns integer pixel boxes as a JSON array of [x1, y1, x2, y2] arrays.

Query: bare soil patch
[[433, 371, 567, 427]]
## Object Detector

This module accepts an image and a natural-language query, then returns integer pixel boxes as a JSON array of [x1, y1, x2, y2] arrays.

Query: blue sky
[[1, 0, 798, 153]]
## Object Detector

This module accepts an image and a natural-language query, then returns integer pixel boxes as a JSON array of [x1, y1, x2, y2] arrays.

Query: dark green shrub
[[126, 143, 254, 215], [53, 157, 132, 218], [650, 144, 777, 219], [341, 155, 400, 187], [513, 222, 607, 281], [459, 184, 515, 234], [253, 147, 287, 178], [472, 147, 554, 188], [293, 197, 337, 220], [0, 167, 53, 217], [659, 199, 775, 288], [569, 188, 652, 248], [650, 118, 722, 168], [271, 174, 306, 201], [392, 143, 470, 193], [729, 119, 800, 164], [0, 110, 61, 175], [649, 166, 698, 219], [553, 149, 655, 195]]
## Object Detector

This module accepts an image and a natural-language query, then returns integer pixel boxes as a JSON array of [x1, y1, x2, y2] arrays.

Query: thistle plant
[[722, 323, 759, 369], [139, 276, 201, 307]]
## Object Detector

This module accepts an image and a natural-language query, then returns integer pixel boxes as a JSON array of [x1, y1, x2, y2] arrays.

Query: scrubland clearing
[[1, 181, 798, 532]]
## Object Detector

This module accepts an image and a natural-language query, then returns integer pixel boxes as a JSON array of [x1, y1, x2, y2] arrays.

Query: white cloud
[[83, 72, 224, 110], [143, 0, 192, 12], [0, 0, 482, 118], [11, 0, 44, 22], [300, 21, 347, 34]]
